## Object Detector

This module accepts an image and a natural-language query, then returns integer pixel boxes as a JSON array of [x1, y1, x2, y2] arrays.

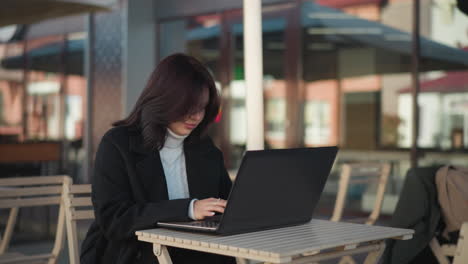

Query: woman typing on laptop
[[80, 54, 235, 264]]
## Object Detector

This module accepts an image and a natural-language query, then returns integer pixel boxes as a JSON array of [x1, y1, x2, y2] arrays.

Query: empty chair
[[331, 162, 391, 225], [62, 178, 93, 264], [331, 162, 391, 264], [0, 175, 70, 264]]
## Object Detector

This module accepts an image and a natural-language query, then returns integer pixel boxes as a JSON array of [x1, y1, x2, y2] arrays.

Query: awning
[[300, 2, 468, 73], [188, 2, 468, 75], [3, 2, 468, 77], [316, 0, 382, 8], [1, 38, 84, 75], [399, 71, 468, 93], [0, 0, 110, 27]]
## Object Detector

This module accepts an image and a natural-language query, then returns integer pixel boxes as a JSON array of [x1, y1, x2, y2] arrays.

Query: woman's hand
[[193, 198, 227, 220]]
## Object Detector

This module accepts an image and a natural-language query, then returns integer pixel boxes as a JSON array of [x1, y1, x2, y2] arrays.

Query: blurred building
[[1, 0, 468, 217]]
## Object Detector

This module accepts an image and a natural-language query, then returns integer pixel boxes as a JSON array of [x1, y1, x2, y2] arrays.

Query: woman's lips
[[184, 123, 197, 130]]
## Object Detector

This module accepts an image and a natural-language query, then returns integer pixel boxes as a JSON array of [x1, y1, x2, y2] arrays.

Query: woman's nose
[[189, 111, 203, 121]]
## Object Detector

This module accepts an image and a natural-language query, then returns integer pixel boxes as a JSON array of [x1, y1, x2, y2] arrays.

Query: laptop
[[157, 146, 338, 235]]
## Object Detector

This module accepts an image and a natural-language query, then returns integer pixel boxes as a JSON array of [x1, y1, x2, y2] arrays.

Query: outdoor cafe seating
[[0, 175, 92, 264], [62, 179, 93, 264], [331, 162, 391, 264], [383, 166, 468, 264], [0, 175, 69, 264], [0, 164, 467, 264]]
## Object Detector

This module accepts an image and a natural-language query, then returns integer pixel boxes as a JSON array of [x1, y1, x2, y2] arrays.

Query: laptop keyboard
[[157, 215, 222, 231], [186, 220, 219, 228]]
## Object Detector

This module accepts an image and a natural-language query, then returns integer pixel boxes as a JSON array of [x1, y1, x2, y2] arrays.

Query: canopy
[[300, 2, 468, 73], [0, 0, 109, 27], [1, 38, 83, 75], [188, 2, 468, 76], [3, 2, 468, 77]]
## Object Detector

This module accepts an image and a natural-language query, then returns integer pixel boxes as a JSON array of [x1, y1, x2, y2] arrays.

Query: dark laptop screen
[[218, 147, 338, 234]]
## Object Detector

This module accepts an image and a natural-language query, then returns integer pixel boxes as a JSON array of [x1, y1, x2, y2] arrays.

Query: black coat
[[382, 166, 442, 264], [80, 126, 235, 264]]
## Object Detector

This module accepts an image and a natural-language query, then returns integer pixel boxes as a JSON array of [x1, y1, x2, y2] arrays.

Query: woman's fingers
[[194, 198, 228, 219], [216, 200, 227, 207], [208, 198, 227, 207], [207, 197, 227, 203], [199, 204, 225, 214], [203, 205, 225, 213], [202, 211, 216, 217]]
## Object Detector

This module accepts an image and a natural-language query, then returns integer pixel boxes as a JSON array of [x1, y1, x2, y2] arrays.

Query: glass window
[[0, 42, 24, 142], [302, 0, 416, 216], [304, 100, 331, 145], [0, 29, 87, 181], [159, 8, 289, 169]]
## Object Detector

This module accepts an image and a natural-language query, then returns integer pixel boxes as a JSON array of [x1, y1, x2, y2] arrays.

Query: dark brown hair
[[113, 53, 220, 150]]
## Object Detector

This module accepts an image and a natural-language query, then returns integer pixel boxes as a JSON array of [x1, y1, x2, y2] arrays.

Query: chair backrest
[[62, 179, 94, 264], [430, 222, 468, 264], [331, 162, 391, 225], [430, 165, 468, 264], [0, 175, 70, 264]]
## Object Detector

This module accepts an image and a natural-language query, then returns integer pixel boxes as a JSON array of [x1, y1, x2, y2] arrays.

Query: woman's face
[[168, 89, 209, 136]]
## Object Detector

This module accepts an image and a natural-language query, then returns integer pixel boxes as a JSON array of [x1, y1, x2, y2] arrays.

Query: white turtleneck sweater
[[159, 129, 196, 220]]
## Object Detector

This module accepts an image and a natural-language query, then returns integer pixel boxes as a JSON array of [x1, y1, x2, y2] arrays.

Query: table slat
[[137, 219, 413, 260]]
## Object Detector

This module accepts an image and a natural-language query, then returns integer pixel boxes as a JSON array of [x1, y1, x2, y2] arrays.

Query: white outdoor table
[[136, 219, 413, 264]]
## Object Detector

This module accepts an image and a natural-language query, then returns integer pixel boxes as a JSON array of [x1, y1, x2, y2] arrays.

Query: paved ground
[[10, 242, 371, 264]]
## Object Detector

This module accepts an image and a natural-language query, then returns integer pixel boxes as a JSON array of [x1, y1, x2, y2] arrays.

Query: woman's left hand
[[193, 198, 227, 220]]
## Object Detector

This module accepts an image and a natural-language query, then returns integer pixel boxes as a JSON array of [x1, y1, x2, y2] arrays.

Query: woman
[[81, 54, 235, 264]]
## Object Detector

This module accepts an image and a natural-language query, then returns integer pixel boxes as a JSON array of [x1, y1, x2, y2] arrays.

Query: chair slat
[[72, 210, 94, 220], [354, 171, 383, 177], [0, 176, 67, 186], [0, 186, 62, 198], [0, 175, 71, 264], [70, 197, 92, 207], [348, 178, 380, 184], [346, 163, 386, 169], [70, 184, 92, 194], [0, 252, 24, 260], [454, 222, 468, 264], [0, 196, 61, 208], [441, 244, 456, 256], [0, 253, 53, 263], [64, 183, 94, 264]]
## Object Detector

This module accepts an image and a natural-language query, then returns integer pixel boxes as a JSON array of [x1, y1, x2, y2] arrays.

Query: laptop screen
[[218, 147, 338, 234]]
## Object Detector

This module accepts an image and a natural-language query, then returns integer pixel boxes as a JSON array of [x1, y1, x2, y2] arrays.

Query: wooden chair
[[62, 178, 93, 264], [331, 162, 391, 225], [330, 163, 391, 264], [430, 222, 468, 264], [0, 175, 70, 264]]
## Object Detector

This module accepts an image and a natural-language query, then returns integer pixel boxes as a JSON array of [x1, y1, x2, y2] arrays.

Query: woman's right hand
[[193, 198, 227, 220]]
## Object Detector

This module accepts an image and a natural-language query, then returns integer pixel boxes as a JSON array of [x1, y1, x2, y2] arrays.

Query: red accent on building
[[399, 71, 468, 93], [316, 0, 382, 8]]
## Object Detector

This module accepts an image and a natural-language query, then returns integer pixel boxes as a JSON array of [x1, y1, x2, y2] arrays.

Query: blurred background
[[0, 0, 468, 262]]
